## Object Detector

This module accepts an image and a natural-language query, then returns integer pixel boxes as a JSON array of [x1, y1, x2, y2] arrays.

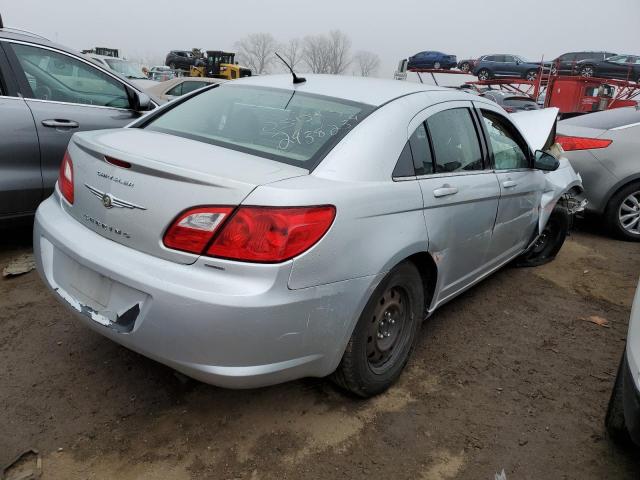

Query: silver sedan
[[34, 75, 582, 397]]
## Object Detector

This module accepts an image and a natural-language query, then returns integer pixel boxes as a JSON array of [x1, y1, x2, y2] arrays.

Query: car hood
[[510, 107, 559, 151]]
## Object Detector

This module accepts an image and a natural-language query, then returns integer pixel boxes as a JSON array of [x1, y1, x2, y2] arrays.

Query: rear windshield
[[561, 107, 640, 130], [144, 85, 375, 169], [503, 97, 539, 110]]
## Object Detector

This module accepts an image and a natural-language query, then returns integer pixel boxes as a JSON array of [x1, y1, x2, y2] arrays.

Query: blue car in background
[[472, 54, 547, 81], [407, 51, 457, 70]]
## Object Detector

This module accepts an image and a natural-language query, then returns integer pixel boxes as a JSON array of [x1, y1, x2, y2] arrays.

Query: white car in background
[[87, 54, 157, 90], [606, 281, 640, 446]]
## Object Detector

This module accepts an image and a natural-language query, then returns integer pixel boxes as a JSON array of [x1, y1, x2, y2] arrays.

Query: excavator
[[190, 51, 252, 80]]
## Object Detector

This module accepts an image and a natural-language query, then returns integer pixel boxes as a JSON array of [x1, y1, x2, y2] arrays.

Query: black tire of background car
[[169, 63, 176, 70], [478, 68, 491, 81], [514, 205, 570, 267], [525, 69, 538, 81], [605, 352, 632, 444], [605, 181, 640, 242], [331, 261, 424, 398], [460, 62, 470, 72], [434, 62, 441, 69], [580, 65, 595, 77]]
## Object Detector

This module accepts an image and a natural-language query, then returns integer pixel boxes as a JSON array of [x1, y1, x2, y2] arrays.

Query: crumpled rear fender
[[539, 156, 584, 233]]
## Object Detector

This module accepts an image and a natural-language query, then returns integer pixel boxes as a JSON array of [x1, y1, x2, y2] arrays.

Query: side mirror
[[534, 150, 560, 171], [133, 91, 153, 112]]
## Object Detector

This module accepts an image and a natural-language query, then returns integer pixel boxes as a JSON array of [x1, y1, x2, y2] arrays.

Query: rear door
[[411, 101, 500, 304], [4, 40, 147, 199], [475, 102, 545, 263], [0, 42, 41, 217]]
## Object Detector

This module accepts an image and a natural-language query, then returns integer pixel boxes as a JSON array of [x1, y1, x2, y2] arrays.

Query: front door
[[410, 101, 501, 306], [5, 41, 144, 197]]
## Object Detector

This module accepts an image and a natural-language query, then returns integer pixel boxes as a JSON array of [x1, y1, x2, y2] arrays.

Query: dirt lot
[[1, 221, 639, 480]]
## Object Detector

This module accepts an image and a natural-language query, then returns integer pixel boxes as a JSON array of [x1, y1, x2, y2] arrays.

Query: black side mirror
[[534, 150, 560, 171], [133, 91, 153, 112]]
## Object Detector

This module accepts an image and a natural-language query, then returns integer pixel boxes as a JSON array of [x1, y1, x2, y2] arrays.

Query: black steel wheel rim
[[366, 285, 411, 374], [531, 217, 561, 255]]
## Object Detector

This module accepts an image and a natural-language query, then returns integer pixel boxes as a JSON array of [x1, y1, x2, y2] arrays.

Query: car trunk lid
[[64, 128, 308, 264]]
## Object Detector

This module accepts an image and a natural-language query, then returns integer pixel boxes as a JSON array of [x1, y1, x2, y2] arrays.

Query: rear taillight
[[163, 207, 234, 254], [555, 135, 612, 151], [105, 156, 131, 169], [207, 206, 336, 263], [58, 150, 74, 204]]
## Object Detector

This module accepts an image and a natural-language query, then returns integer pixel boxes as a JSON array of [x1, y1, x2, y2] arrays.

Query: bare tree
[[327, 30, 352, 74], [235, 33, 277, 74], [353, 50, 381, 77], [278, 38, 303, 71], [302, 34, 332, 74]]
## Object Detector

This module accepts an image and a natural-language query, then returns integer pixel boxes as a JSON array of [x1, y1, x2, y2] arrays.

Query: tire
[[604, 181, 640, 241], [433, 62, 441, 70], [551, 64, 558, 75], [580, 65, 595, 78], [605, 353, 632, 444], [525, 69, 538, 81], [331, 261, 424, 398], [460, 62, 470, 72], [515, 205, 570, 267], [169, 62, 176, 70], [477, 68, 491, 81]]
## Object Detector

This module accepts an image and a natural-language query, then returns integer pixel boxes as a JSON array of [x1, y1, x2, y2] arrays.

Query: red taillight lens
[[58, 150, 74, 204], [207, 206, 336, 263], [555, 135, 612, 151], [163, 207, 234, 254]]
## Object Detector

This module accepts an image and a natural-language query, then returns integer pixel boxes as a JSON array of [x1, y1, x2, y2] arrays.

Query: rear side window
[[145, 85, 375, 169], [426, 108, 483, 173], [393, 142, 415, 178], [180, 81, 208, 95], [561, 107, 640, 130]]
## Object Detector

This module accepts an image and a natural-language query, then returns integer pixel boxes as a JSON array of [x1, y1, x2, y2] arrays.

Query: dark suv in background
[[472, 54, 547, 81], [552, 51, 616, 75], [165, 50, 197, 70]]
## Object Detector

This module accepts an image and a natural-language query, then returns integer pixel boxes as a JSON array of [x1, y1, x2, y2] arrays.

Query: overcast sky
[[3, 0, 639, 79]]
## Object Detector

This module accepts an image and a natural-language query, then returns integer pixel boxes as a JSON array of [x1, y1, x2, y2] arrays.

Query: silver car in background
[[34, 75, 582, 397], [558, 107, 640, 241]]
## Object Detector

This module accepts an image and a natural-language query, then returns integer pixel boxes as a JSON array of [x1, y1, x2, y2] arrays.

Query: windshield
[[105, 58, 145, 79], [144, 85, 375, 169]]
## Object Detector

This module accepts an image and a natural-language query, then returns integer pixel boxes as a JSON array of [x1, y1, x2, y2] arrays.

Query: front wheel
[[459, 62, 470, 72], [515, 205, 570, 267], [580, 65, 595, 77], [525, 69, 538, 81], [433, 61, 441, 70], [331, 262, 424, 398], [605, 182, 640, 241]]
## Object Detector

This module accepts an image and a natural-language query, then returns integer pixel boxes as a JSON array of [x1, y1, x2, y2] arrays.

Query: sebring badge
[[84, 184, 147, 211]]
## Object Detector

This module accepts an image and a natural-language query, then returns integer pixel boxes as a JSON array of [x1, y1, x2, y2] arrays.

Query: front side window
[[426, 108, 483, 173], [608, 55, 628, 64], [481, 111, 529, 170], [104, 58, 146, 80], [11, 43, 130, 108], [145, 85, 375, 169]]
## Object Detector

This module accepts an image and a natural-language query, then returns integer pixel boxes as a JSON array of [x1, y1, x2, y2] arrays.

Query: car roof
[[230, 74, 447, 106]]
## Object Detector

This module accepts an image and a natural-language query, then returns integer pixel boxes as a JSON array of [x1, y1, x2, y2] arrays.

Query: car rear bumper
[[34, 194, 379, 388]]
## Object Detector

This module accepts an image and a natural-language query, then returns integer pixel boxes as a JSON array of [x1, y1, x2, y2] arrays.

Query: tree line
[[235, 30, 381, 77]]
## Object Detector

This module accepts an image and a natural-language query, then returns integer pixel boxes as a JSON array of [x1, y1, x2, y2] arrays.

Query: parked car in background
[[0, 27, 157, 222], [557, 106, 640, 241], [34, 74, 582, 397], [472, 54, 547, 81], [551, 51, 616, 75], [165, 50, 198, 71], [481, 91, 540, 112], [576, 55, 640, 82], [407, 51, 457, 70], [148, 66, 175, 82], [87, 54, 157, 90], [457, 58, 477, 73], [606, 280, 640, 446], [146, 77, 222, 102]]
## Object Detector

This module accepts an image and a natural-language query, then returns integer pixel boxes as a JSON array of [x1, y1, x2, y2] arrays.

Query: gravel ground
[[1, 221, 639, 479]]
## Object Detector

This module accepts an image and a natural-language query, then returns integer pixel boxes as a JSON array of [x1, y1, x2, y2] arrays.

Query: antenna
[[275, 52, 306, 84]]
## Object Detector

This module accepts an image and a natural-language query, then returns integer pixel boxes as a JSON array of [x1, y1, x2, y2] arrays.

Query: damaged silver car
[[34, 75, 583, 397]]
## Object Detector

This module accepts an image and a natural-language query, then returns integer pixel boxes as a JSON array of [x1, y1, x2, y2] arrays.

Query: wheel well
[[405, 252, 438, 316], [605, 178, 640, 213]]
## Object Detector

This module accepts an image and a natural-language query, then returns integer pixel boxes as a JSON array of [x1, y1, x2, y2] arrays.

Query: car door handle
[[502, 180, 517, 188], [42, 119, 79, 129], [433, 186, 458, 198]]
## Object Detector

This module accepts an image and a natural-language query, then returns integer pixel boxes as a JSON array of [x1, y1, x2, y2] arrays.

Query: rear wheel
[[580, 65, 595, 77], [459, 62, 470, 72], [477, 68, 491, 81], [604, 181, 640, 241], [169, 62, 176, 70], [605, 353, 631, 444], [433, 61, 441, 70], [332, 262, 424, 398], [515, 205, 569, 267], [525, 69, 538, 81]]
